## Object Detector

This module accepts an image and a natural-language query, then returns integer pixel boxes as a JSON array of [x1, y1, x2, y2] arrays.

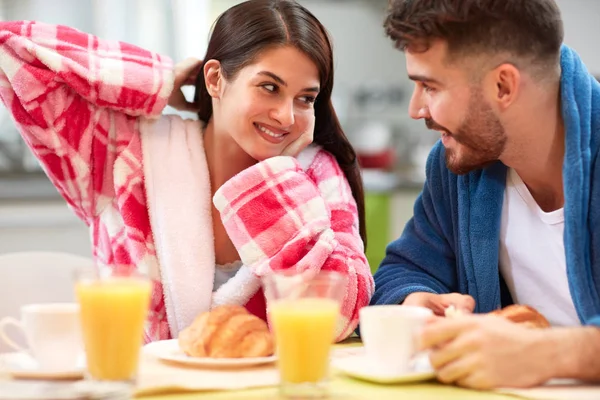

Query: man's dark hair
[[384, 0, 564, 72]]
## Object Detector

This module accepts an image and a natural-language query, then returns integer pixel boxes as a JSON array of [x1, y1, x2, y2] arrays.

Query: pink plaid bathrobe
[[0, 21, 374, 342]]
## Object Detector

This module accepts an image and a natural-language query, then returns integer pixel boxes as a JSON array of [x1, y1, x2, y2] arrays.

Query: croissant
[[445, 304, 550, 328], [178, 305, 275, 358], [490, 304, 550, 329]]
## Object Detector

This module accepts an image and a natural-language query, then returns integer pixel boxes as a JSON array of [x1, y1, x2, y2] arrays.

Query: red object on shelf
[[357, 148, 395, 170]]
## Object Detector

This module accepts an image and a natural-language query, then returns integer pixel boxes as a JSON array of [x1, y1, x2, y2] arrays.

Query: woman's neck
[[203, 119, 256, 193]]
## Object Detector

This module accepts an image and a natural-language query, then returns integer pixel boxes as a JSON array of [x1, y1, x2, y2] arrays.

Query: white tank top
[[213, 260, 243, 290]]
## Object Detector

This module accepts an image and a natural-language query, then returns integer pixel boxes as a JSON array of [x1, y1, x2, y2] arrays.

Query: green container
[[364, 192, 390, 274]]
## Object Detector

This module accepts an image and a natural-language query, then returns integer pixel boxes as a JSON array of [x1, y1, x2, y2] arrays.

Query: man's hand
[[403, 292, 475, 316], [280, 115, 315, 157], [168, 57, 203, 112], [421, 314, 557, 389]]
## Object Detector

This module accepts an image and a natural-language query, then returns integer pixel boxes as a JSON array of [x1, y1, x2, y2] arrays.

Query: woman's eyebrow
[[257, 70, 320, 93]]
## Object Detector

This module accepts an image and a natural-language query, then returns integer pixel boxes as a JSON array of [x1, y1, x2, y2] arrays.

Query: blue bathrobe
[[371, 45, 600, 327]]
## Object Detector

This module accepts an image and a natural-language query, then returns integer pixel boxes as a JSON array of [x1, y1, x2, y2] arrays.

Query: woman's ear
[[203, 59, 222, 98]]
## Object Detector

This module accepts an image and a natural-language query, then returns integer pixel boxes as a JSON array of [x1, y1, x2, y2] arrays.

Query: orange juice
[[75, 278, 151, 381], [269, 298, 339, 383]]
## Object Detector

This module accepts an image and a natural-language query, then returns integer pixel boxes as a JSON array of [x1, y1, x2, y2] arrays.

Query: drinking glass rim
[[359, 304, 434, 319], [73, 265, 148, 283], [265, 269, 346, 282]]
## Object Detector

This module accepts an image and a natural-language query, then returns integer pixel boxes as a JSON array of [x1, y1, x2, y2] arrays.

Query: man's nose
[[408, 87, 430, 120]]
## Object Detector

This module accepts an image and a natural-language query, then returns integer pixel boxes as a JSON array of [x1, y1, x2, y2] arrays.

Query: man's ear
[[203, 59, 223, 98], [489, 63, 521, 110]]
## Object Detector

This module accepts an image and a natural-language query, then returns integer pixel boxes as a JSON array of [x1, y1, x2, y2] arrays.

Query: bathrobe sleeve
[[0, 21, 173, 222], [213, 149, 375, 341], [370, 142, 460, 306]]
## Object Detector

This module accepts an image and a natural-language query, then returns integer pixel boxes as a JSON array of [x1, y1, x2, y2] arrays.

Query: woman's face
[[209, 45, 320, 161]]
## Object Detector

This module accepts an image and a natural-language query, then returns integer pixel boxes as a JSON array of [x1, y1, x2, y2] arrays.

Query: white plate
[[0, 352, 85, 380], [332, 353, 436, 384], [143, 339, 277, 368]]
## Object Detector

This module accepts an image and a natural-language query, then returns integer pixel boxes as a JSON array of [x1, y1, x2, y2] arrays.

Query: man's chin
[[446, 162, 473, 175], [445, 150, 467, 175], [445, 153, 494, 175]]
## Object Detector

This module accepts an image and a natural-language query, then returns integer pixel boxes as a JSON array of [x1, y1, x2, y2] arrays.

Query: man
[[371, 0, 600, 389]]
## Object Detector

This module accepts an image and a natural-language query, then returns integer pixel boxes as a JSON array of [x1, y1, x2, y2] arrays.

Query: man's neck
[[502, 92, 565, 212]]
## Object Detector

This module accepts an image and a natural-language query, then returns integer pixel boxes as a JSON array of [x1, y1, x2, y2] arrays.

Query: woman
[[0, 0, 373, 342]]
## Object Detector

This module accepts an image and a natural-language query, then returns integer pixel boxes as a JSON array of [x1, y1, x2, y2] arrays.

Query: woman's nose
[[270, 98, 295, 128]]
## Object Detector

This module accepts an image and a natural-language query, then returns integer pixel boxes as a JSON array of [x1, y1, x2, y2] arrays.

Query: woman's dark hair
[[195, 0, 367, 247]]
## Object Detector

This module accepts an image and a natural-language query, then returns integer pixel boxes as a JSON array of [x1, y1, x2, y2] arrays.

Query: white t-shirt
[[498, 168, 581, 326]]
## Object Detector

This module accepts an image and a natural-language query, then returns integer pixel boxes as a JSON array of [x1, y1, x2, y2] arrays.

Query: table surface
[[139, 379, 517, 400], [138, 338, 517, 400]]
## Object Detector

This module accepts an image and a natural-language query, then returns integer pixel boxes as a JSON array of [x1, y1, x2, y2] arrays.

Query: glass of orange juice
[[262, 270, 347, 398], [74, 267, 151, 385]]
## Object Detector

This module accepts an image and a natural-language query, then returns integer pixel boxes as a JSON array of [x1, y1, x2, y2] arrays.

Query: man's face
[[405, 41, 507, 175]]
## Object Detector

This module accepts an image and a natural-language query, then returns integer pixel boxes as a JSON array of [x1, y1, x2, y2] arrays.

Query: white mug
[[359, 305, 433, 375], [0, 303, 83, 371]]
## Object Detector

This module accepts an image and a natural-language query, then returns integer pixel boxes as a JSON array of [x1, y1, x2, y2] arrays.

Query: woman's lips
[[254, 122, 289, 144]]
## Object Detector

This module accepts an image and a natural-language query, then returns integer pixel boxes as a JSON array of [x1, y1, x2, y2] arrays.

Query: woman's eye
[[299, 96, 316, 105], [262, 84, 277, 92]]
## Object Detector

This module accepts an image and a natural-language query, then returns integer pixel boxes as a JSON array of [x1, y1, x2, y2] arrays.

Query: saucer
[[332, 353, 436, 384], [143, 339, 277, 368], [0, 352, 85, 380]]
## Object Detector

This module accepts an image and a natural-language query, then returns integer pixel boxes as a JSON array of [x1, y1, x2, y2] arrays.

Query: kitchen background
[[0, 0, 598, 271]]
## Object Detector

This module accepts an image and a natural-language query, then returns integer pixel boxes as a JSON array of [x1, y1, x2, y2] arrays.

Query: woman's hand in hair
[[281, 115, 315, 157], [168, 57, 203, 112]]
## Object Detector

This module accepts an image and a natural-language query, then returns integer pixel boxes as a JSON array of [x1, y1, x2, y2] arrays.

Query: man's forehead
[[406, 40, 448, 69], [405, 41, 468, 84]]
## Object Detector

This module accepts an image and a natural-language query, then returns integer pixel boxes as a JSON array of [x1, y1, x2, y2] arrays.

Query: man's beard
[[426, 90, 506, 175]]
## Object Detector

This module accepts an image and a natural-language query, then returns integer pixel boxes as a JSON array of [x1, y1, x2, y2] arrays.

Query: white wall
[[556, 0, 600, 76], [1, 0, 94, 32], [299, 1, 407, 95]]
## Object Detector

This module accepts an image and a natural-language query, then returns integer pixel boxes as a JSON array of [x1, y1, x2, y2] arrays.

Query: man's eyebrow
[[408, 74, 442, 85], [257, 71, 320, 93]]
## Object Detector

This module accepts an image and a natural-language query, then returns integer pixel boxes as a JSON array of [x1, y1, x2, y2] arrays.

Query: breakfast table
[[139, 380, 515, 400], [136, 349, 514, 400], [1, 337, 598, 399], [132, 337, 596, 400]]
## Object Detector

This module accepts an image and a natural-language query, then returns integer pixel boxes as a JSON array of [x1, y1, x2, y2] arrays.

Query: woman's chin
[[245, 147, 283, 162]]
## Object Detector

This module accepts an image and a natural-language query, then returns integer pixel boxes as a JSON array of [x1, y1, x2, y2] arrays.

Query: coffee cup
[[0, 303, 83, 371], [359, 305, 433, 375]]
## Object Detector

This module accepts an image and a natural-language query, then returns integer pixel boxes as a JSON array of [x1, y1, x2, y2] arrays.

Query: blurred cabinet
[[364, 188, 421, 273]]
